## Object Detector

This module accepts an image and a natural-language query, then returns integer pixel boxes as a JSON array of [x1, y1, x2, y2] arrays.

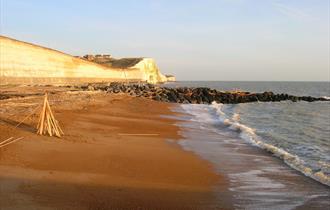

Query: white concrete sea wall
[[0, 36, 168, 85]]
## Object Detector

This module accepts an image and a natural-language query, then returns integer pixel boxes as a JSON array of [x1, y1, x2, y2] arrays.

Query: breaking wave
[[183, 102, 330, 186]]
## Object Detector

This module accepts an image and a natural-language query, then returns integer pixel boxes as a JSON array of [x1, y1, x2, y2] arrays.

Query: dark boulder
[[167, 91, 178, 102]]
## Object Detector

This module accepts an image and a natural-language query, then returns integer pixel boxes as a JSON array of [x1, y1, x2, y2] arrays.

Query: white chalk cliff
[[129, 58, 168, 84], [0, 36, 172, 84]]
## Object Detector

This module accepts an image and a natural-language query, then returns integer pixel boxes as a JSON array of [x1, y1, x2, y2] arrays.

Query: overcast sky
[[1, 0, 329, 81]]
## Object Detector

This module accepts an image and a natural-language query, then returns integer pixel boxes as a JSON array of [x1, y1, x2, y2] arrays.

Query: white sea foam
[[321, 96, 330, 100], [232, 113, 240, 121], [183, 102, 330, 186]]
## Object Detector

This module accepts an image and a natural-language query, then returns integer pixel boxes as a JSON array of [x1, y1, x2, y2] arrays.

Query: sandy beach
[[0, 86, 232, 210], [1, 1, 329, 208]]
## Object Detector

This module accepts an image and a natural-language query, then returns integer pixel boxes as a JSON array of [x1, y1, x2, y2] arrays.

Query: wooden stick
[[38, 94, 47, 135], [118, 133, 159, 136], [49, 115, 61, 137], [37, 93, 48, 135], [50, 113, 61, 137], [46, 101, 56, 137], [42, 93, 48, 134], [36, 92, 64, 137], [0, 137, 14, 146], [59, 126, 64, 135], [16, 105, 41, 129], [0, 137, 24, 148], [54, 117, 64, 135], [46, 112, 52, 136], [46, 100, 64, 136]]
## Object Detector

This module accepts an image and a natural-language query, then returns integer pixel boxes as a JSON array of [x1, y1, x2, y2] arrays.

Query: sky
[[0, 0, 329, 81]]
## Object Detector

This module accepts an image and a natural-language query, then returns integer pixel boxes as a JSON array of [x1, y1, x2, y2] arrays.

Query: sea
[[163, 81, 330, 209]]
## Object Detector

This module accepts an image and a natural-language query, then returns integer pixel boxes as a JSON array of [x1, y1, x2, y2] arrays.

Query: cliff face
[[130, 58, 168, 84], [0, 36, 171, 85], [77, 55, 170, 84]]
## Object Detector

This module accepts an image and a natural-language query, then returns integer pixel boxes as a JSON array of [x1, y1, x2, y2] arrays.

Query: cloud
[[272, 2, 319, 21]]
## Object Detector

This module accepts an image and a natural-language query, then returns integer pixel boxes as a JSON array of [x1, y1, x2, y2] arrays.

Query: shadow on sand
[[0, 176, 231, 210]]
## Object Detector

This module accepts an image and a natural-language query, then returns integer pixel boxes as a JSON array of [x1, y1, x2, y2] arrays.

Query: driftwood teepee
[[37, 93, 64, 137]]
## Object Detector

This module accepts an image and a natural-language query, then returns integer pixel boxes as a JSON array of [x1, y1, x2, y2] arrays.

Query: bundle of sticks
[[0, 137, 24, 148], [37, 93, 64, 137]]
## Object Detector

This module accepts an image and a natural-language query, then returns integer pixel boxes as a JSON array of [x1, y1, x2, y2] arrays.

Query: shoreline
[[173, 103, 330, 209], [0, 87, 232, 209]]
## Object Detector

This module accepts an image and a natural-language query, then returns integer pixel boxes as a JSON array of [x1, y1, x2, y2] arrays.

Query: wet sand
[[0, 87, 232, 210]]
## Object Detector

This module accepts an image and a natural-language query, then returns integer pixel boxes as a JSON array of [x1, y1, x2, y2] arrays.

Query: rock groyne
[[76, 83, 330, 104]]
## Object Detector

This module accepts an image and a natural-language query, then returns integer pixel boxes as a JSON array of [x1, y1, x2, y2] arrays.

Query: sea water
[[164, 81, 330, 209]]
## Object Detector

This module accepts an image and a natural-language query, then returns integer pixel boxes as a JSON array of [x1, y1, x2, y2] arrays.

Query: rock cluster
[[74, 83, 329, 104]]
